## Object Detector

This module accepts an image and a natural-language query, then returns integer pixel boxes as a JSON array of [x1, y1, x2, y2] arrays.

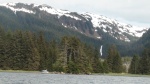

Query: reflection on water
[[0, 72, 150, 84]]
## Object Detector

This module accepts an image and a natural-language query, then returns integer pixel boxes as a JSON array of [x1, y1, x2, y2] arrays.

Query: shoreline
[[92, 73, 150, 77], [0, 70, 150, 77], [0, 70, 40, 73]]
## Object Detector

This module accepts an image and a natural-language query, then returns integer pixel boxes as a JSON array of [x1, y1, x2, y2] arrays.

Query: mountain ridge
[[0, 2, 149, 42], [0, 2, 150, 56]]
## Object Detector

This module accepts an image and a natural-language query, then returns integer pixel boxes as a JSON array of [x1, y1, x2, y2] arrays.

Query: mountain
[[134, 28, 150, 54], [0, 2, 149, 56], [138, 29, 150, 47], [0, 3, 148, 42]]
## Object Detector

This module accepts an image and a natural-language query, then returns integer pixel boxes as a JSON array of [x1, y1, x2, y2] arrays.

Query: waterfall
[[100, 45, 103, 56]]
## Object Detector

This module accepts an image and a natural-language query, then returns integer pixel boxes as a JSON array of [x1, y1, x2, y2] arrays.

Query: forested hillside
[[0, 3, 147, 57], [128, 29, 150, 75], [137, 29, 150, 48], [0, 3, 150, 74], [1, 27, 150, 74], [0, 27, 126, 74], [129, 28, 150, 56]]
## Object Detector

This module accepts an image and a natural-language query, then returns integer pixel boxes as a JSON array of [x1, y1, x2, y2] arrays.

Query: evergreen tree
[[106, 45, 123, 73], [106, 45, 116, 72], [37, 32, 48, 70], [24, 32, 40, 70], [0, 28, 118, 74], [128, 55, 140, 74], [92, 48, 103, 73], [112, 52, 123, 73], [54, 36, 93, 73], [103, 60, 109, 73], [138, 49, 150, 74], [47, 40, 58, 71], [67, 61, 79, 74], [0, 27, 6, 69], [12, 31, 27, 69], [53, 36, 69, 71], [76, 43, 91, 74]]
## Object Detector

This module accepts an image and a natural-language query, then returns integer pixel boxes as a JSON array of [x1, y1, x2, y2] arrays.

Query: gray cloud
[[0, 0, 150, 27]]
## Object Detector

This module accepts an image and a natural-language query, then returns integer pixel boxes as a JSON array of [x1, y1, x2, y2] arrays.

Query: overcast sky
[[0, 0, 150, 27]]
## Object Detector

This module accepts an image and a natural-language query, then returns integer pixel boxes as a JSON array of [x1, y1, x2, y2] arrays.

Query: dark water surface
[[0, 72, 150, 84]]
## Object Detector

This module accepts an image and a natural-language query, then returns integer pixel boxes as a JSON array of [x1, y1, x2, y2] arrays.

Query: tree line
[[0, 27, 150, 74], [129, 48, 150, 75], [0, 27, 123, 74]]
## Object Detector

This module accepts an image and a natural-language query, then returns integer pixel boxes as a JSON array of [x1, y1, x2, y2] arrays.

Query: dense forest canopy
[[0, 27, 150, 74], [0, 27, 122, 73]]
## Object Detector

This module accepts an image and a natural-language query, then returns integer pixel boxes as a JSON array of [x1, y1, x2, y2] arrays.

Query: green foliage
[[1, 6, 150, 74], [3, 27, 148, 74], [112, 52, 123, 73], [67, 61, 79, 74], [138, 49, 150, 74], [56, 36, 94, 73], [128, 48, 150, 75], [128, 55, 140, 74], [91, 49, 104, 73], [0, 28, 104, 73], [53, 61, 66, 72], [105, 45, 123, 73], [102, 60, 109, 73]]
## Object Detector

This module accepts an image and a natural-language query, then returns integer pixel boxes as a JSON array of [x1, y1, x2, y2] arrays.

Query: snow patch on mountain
[[39, 6, 81, 20], [82, 12, 148, 37], [82, 13, 117, 28], [0, 2, 149, 42], [0, 3, 36, 14], [117, 22, 147, 37], [97, 37, 101, 39], [0, 3, 81, 20]]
